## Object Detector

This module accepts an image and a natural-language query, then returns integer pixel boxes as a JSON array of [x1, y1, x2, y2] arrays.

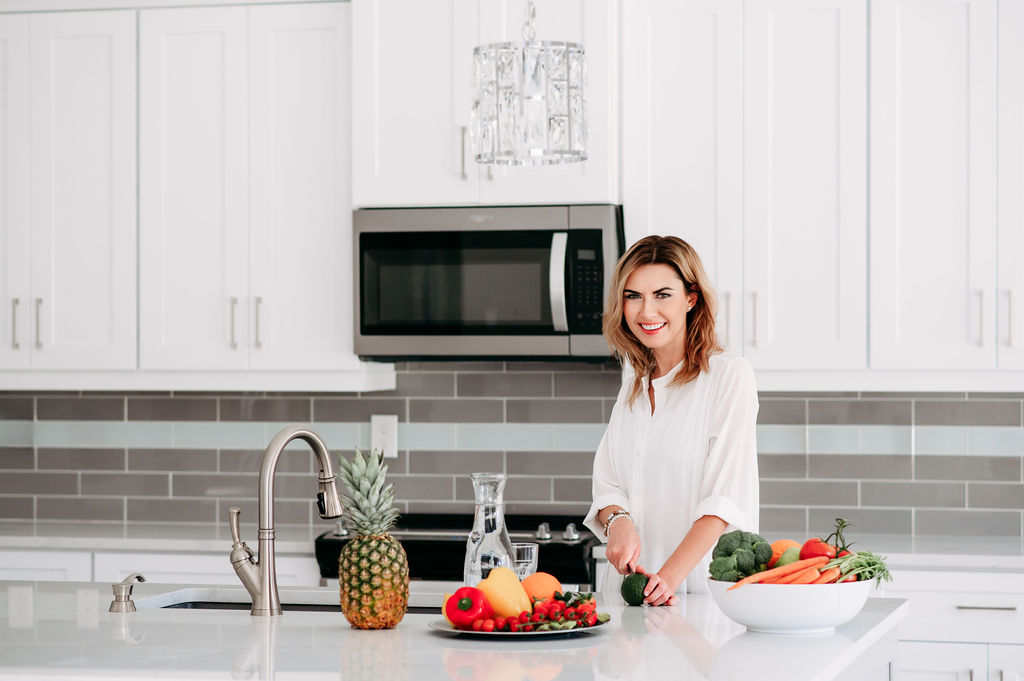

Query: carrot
[[768, 565, 820, 584], [726, 556, 828, 590], [789, 567, 824, 584], [811, 567, 842, 584]]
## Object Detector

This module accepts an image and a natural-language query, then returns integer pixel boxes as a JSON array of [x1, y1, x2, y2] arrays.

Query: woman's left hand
[[638, 569, 680, 607]]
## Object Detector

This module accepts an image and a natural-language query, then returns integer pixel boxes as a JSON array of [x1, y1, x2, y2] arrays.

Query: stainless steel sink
[[135, 585, 442, 613]]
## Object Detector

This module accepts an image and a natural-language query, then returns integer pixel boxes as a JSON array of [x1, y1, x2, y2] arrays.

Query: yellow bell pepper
[[475, 566, 532, 618], [441, 593, 454, 625]]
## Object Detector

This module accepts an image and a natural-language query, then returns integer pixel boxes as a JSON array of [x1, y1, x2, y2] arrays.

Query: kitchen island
[[0, 579, 906, 681]]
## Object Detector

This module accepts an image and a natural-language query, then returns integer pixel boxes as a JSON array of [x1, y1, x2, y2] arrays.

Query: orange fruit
[[768, 539, 802, 568], [521, 571, 562, 601]]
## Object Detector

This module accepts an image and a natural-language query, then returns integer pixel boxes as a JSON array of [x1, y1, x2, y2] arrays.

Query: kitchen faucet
[[228, 425, 343, 616]]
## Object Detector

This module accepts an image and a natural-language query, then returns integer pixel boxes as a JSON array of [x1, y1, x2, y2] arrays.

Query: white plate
[[427, 618, 608, 637]]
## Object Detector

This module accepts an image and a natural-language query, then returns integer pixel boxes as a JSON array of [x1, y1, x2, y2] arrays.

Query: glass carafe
[[463, 472, 514, 585]]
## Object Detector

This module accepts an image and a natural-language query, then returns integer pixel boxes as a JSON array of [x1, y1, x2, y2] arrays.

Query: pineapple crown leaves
[[336, 447, 400, 535]]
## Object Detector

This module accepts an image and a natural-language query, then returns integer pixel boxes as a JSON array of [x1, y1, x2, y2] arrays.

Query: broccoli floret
[[733, 547, 755, 574], [712, 530, 743, 559], [752, 540, 773, 568], [709, 555, 739, 581], [710, 529, 773, 578]]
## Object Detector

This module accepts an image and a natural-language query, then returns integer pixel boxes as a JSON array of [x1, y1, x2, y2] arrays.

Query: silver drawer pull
[[229, 297, 238, 349], [10, 298, 18, 350], [955, 605, 1017, 611], [254, 296, 262, 349], [34, 298, 42, 349]]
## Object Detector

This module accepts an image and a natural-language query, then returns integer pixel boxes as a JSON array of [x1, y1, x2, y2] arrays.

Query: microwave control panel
[[568, 230, 605, 333]]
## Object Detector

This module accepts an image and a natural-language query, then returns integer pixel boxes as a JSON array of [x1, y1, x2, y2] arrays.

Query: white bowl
[[707, 577, 873, 634]]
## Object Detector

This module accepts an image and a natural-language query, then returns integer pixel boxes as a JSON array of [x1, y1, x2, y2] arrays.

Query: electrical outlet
[[370, 414, 399, 458]]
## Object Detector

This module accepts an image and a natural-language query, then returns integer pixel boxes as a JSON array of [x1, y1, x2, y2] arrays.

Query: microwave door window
[[361, 232, 563, 335]]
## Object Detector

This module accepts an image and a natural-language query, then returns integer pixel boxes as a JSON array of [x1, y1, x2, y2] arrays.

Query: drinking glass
[[512, 542, 539, 580]]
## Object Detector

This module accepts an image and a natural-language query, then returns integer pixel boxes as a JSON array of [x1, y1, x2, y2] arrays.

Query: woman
[[583, 235, 759, 606]]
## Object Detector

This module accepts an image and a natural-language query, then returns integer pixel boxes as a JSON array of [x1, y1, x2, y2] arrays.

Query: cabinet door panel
[[897, 641, 987, 681], [476, 0, 617, 204], [352, 0, 479, 206], [870, 0, 997, 369], [29, 11, 136, 369], [0, 16, 29, 369], [997, 0, 1024, 368], [139, 7, 248, 370], [621, 0, 743, 350], [989, 644, 1024, 681], [744, 0, 866, 369], [248, 4, 356, 370]]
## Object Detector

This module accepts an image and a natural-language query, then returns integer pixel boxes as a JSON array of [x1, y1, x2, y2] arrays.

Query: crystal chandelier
[[470, 0, 587, 165]]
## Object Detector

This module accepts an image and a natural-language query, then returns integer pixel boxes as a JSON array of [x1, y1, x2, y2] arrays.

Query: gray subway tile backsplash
[[1, 363, 1023, 541], [915, 400, 1023, 426], [809, 400, 912, 425], [37, 397, 123, 421], [409, 398, 504, 423], [506, 399, 604, 424], [0, 447, 33, 469], [0, 398, 33, 420]]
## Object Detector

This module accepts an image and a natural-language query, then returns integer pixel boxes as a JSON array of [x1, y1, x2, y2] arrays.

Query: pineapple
[[336, 448, 409, 629]]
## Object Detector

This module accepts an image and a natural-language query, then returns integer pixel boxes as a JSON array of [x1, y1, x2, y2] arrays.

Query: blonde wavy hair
[[602, 235, 722, 407]]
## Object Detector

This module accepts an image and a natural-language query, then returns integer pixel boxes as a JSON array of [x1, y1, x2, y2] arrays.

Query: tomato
[[799, 537, 837, 561], [481, 619, 495, 633]]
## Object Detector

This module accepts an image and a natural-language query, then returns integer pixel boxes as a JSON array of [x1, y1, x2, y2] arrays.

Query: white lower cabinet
[[92, 551, 321, 587], [989, 645, 1024, 681], [897, 641, 988, 681], [0, 549, 92, 582]]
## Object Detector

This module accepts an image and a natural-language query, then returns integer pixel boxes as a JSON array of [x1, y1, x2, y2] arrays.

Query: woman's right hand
[[605, 517, 642, 574]]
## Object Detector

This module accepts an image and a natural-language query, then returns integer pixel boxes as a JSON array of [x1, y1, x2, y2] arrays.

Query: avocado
[[620, 573, 649, 606]]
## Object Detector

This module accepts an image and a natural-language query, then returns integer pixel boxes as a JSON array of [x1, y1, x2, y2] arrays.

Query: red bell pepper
[[444, 586, 493, 630]]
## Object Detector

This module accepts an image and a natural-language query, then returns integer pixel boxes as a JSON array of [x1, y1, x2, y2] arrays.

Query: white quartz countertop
[[0, 579, 906, 681]]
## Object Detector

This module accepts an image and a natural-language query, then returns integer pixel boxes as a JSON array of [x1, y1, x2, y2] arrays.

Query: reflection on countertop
[[0, 579, 907, 681]]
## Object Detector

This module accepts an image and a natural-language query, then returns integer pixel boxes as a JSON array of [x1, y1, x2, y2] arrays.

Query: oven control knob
[[562, 523, 580, 541], [535, 522, 552, 540]]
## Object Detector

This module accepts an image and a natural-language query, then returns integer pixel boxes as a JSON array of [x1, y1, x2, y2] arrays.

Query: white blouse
[[583, 351, 760, 595]]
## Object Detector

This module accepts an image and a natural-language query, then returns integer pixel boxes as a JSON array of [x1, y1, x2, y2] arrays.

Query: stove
[[314, 513, 599, 587]]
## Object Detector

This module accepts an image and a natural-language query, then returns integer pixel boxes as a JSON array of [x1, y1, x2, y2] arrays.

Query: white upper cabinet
[[247, 4, 354, 370], [870, 0, 998, 370], [352, 0, 617, 207], [997, 0, 1024, 369], [743, 0, 867, 369], [140, 3, 357, 372], [0, 15, 30, 370], [139, 7, 248, 370], [0, 12, 136, 371], [621, 0, 743, 351], [623, 0, 865, 368], [352, 0, 479, 206]]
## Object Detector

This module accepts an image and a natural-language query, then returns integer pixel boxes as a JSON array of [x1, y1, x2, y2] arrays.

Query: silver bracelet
[[603, 510, 631, 537]]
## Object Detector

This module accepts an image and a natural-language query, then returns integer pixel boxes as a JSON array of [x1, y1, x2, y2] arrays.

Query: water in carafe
[[464, 472, 514, 585]]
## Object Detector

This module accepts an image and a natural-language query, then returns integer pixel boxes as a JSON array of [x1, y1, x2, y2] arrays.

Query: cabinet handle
[[967, 670, 973, 681], [254, 296, 262, 349], [34, 298, 42, 349], [750, 291, 759, 348], [10, 298, 18, 350], [977, 290, 984, 347], [1005, 289, 1015, 347], [460, 126, 468, 180], [955, 605, 1017, 611], [723, 292, 731, 348], [229, 297, 238, 349]]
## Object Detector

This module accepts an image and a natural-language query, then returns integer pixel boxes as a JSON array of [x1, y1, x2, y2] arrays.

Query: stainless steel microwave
[[354, 205, 624, 360]]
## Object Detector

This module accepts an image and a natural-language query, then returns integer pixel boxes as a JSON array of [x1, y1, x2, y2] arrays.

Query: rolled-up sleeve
[[583, 413, 630, 542], [692, 356, 759, 533]]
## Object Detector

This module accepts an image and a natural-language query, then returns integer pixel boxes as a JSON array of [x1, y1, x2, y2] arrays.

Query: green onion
[[824, 551, 893, 587]]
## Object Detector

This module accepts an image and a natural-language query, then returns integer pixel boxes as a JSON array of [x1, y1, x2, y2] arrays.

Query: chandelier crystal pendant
[[470, 0, 587, 166]]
